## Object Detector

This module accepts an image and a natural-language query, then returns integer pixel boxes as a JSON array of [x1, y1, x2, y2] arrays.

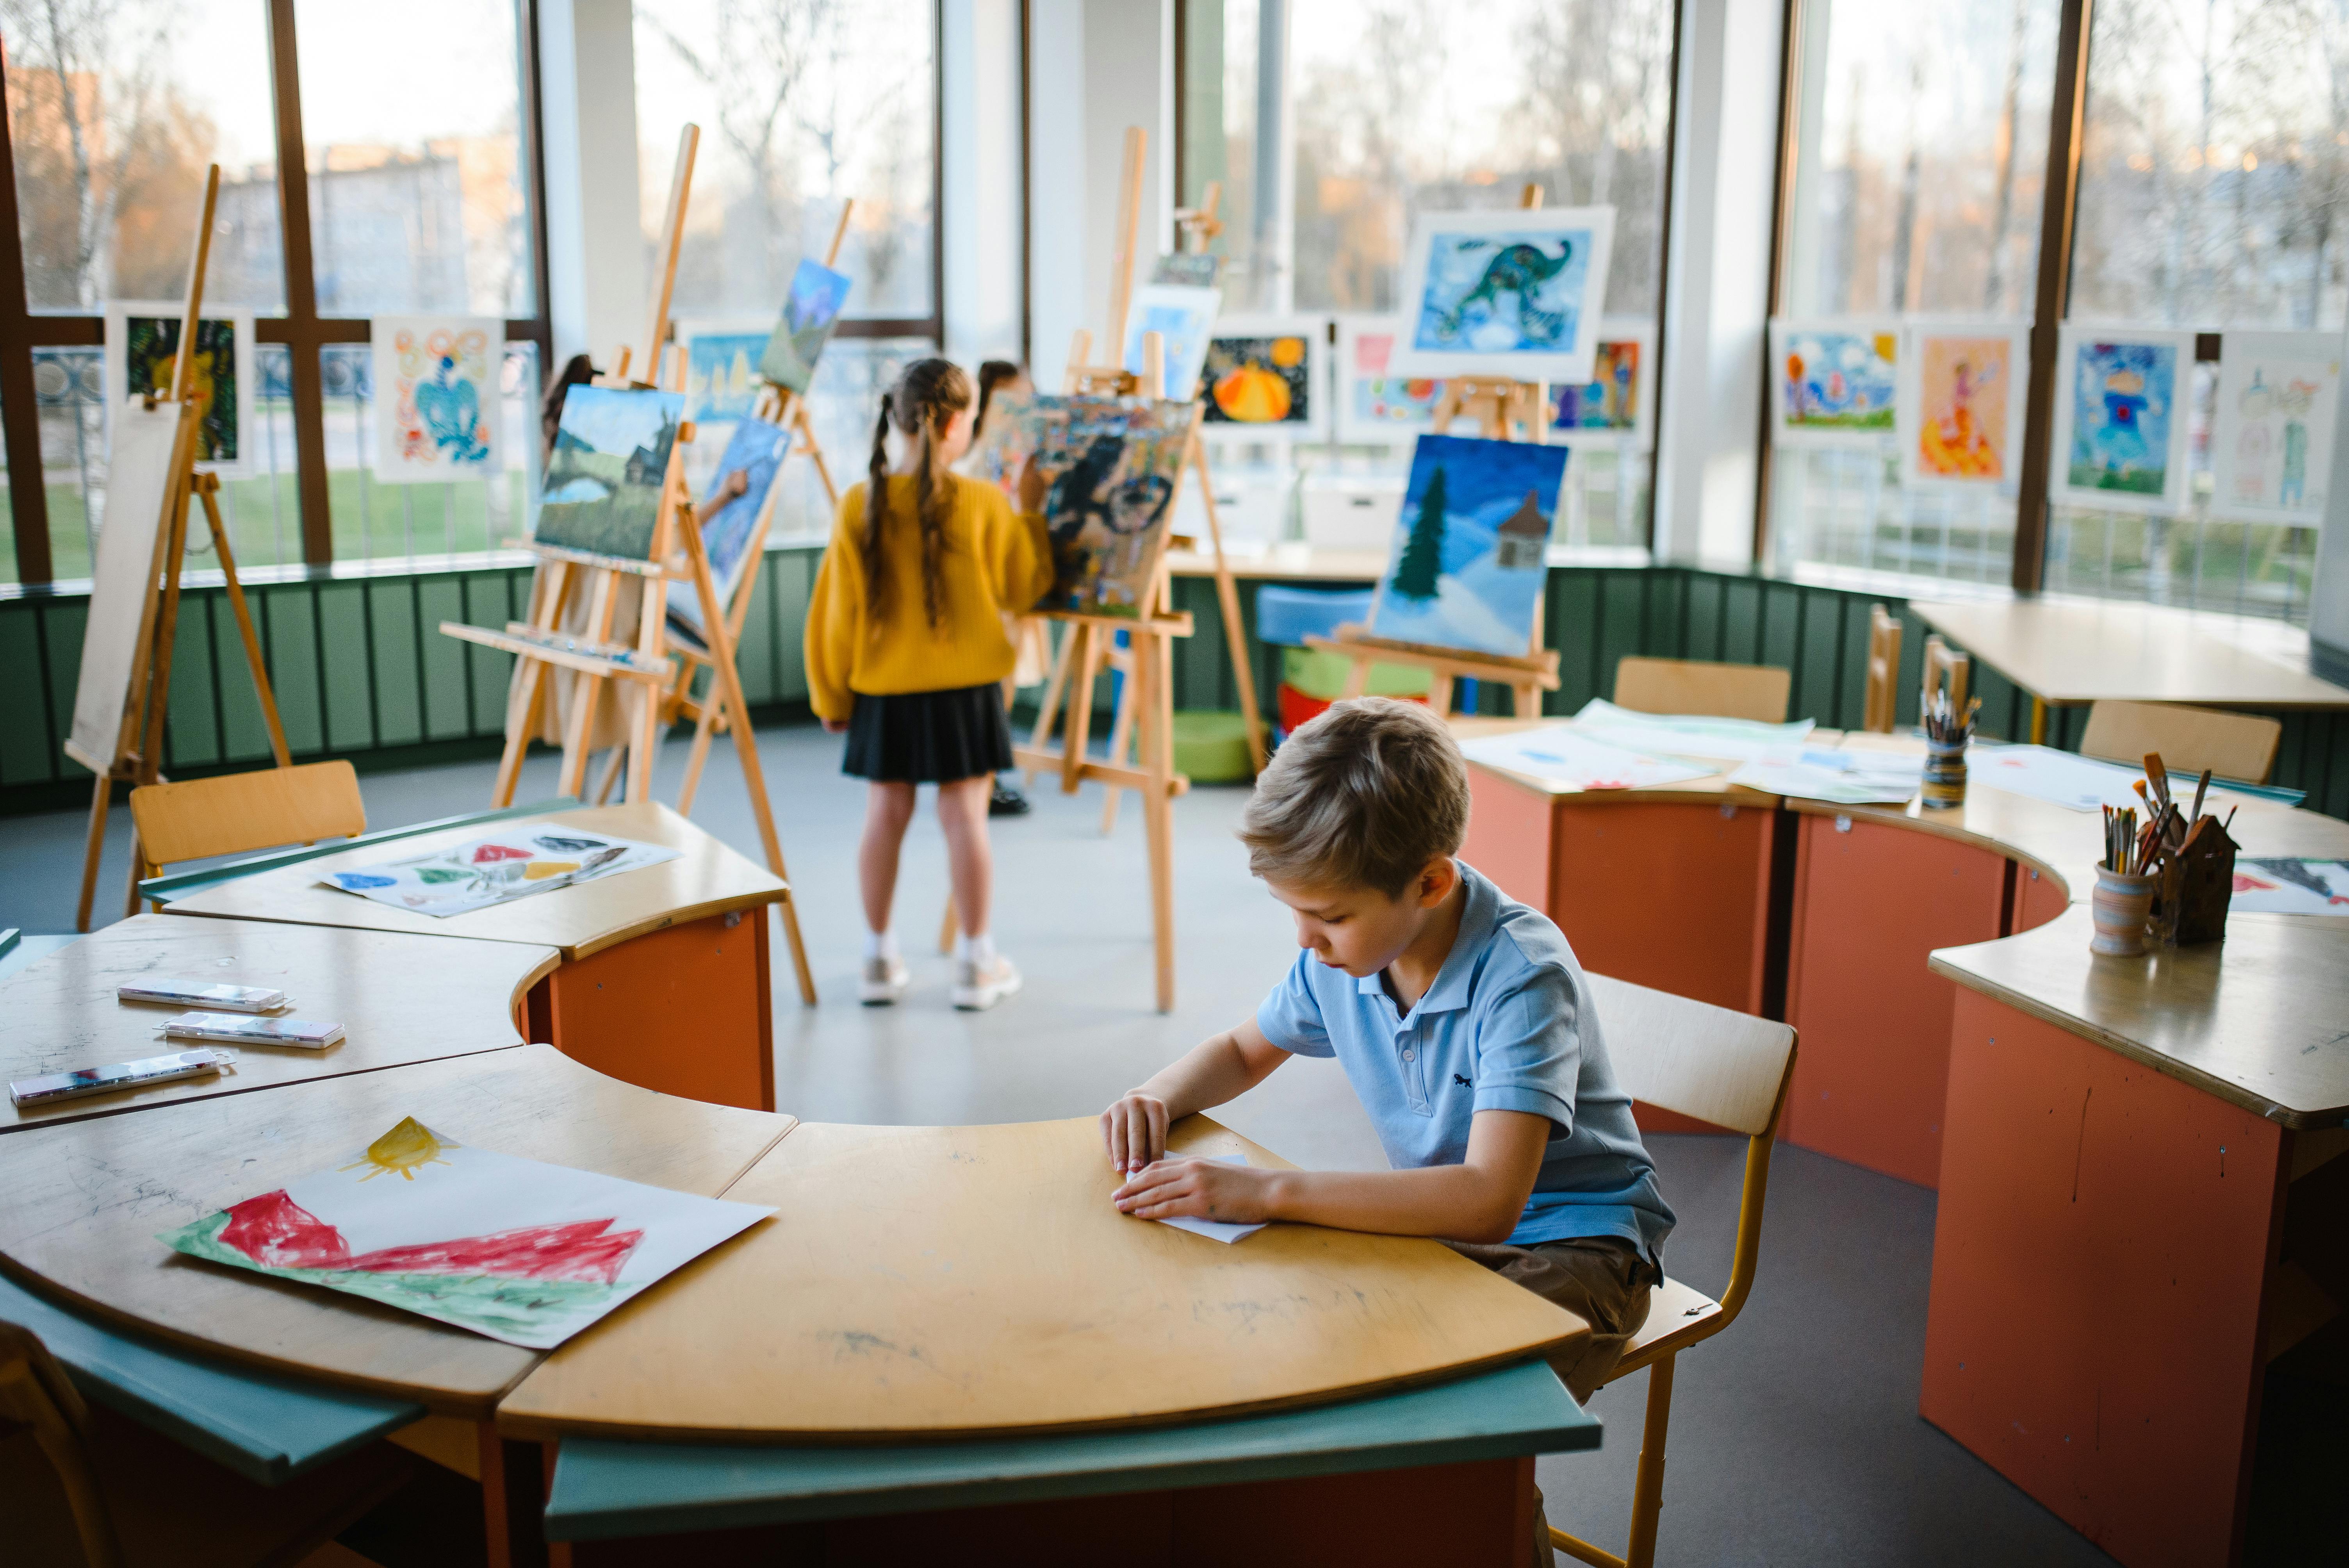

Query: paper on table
[[1729, 747, 1922, 805], [1569, 698, 1816, 763], [1968, 744, 2150, 812], [1153, 1151, 1267, 1244], [159, 1117, 774, 1349], [1457, 725, 1713, 791], [2230, 857, 2349, 914], [318, 827, 681, 917]]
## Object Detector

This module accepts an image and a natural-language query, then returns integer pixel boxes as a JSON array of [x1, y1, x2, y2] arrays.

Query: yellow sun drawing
[[340, 1117, 459, 1182]]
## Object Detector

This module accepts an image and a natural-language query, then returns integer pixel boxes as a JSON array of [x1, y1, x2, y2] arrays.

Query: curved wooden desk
[[164, 801, 790, 1110], [0, 914, 556, 1135]]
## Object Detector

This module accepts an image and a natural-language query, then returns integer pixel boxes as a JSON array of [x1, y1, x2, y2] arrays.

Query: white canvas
[[159, 1117, 774, 1349], [1197, 315, 1330, 444], [1389, 206, 1616, 383], [2048, 325, 2198, 518], [104, 300, 257, 479], [2210, 330, 2342, 525], [1768, 318, 1902, 449], [370, 315, 502, 484], [1332, 315, 1445, 444], [1121, 284, 1223, 400], [66, 399, 186, 773]]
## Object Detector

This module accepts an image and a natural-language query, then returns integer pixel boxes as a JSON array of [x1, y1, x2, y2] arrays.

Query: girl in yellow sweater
[[805, 359, 1053, 1009]]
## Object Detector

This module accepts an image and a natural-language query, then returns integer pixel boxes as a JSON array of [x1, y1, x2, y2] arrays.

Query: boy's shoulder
[[1456, 867, 1586, 1007]]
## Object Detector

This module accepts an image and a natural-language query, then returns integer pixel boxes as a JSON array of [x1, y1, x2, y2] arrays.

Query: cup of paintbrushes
[[1921, 738, 1968, 808], [2090, 866, 2158, 956]]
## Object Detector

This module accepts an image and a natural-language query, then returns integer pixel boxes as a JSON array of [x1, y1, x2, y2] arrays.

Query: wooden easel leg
[[493, 659, 547, 807], [127, 476, 197, 917], [677, 667, 723, 816], [1023, 622, 1077, 788], [1428, 673, 1455, 717], [199, 481, 290, 768], [76, 773, 112, 934], [1099, 641, 1136, 834], [624, 677, 659, 803], [1060, 625, 1100, 796], [556, 672, 604, 800], [792, 399, 840, 508], [1138, 629, 1177, 1014], [1189, 437, 1267, 774], [1513, 682, 1540, 718], [593, 743, 626, 806], [1340, 654, 1371, 700]]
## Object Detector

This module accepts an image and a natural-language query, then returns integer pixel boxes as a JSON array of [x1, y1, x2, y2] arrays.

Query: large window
[[1185, 0, 1675, 548], [0, 0, 550, 587]]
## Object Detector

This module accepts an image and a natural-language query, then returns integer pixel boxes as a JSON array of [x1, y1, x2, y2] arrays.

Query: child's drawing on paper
[[372, 317, 499, 483], [1777, 326, 1896, 435], [2066, 337, 2178, 497], [1368, 435, 1567, 658], [126, 313, 241, 462], [2211, 333, 2338, 523], [1551, 336, 1642, 436], [1913, 333, 2015, 481], [320, 827, 681, 917]]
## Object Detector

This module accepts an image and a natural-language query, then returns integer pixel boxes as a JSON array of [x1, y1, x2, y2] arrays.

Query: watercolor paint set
[[160, 1012, 346, 1049], [10, 1048, 236, 1107], [116, 979, 289, 1013]]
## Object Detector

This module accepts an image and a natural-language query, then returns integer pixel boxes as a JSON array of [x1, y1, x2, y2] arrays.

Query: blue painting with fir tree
[[1369, 435, 1567, 658]]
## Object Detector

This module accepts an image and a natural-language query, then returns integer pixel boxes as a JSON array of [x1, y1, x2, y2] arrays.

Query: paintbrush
[[2144, 753, 2173, 815], [2189, 768, 2211, 827]]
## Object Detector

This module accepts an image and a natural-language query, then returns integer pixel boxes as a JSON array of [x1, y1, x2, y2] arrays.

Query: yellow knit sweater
[[803, 475, 1054, 722]]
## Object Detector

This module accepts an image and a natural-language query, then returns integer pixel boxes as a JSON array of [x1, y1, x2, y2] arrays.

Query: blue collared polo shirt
[[1254, 861, 1675, 1259]]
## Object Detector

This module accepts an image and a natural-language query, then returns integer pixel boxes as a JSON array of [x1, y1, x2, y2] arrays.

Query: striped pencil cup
[[1921, 739, 1968, 809], [2090, 867, 2158, 956]]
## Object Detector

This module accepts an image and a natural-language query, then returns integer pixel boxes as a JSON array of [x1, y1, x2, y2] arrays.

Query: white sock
[[864, 929, 900, 962], [957, 932, 996, 966]]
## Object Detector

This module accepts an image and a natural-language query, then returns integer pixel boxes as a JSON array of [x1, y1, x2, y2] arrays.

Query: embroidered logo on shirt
[[1453, 1073, 1472, 1087]]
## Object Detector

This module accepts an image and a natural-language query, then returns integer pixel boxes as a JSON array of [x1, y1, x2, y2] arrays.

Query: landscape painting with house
[[1369, 434, 1567, 658]]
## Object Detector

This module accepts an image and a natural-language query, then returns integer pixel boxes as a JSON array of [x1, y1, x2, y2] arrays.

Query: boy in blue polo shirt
[[1101, 695, 1674, 1406]]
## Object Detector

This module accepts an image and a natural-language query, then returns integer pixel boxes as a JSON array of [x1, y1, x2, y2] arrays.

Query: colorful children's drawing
[[2230, 857, 2349, 914], [2051, 328, 2194, 515], [1151, 252, 1223, 288], [1549, 322, 1652, 449], [1770, 320, 1898, 445], [1121, 284, 1223, 401], [666, 417, 790, 645], [683, 323, 775, 422], [534, 387, 686, 559], [319, 827, 681, 917], [2210, 331, 2340, 524], [1905, 326, 2024, 485], [973, 394, 1200, 617], [1200, 318, 1327, 441], [1390, 206, 1616, 383], [1334, 316, 1445, 442], [1367, 435, 1568, 658], [757, 259, 854, 395], [370, 315, 500, 484], [107, 300, 256, 477], [159, 1117, 772, 1349]]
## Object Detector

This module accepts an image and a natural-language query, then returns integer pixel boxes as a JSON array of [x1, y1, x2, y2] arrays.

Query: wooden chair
[[2079, 698, 2281, 784], [1919, 634, 1968, 722], [1861, 605, 1902, 733], [127, 761, 366, 912], [1546, 973, 1798, 1568], [1612, 657, 1791, 724], [0, 1319, 410, 1568]]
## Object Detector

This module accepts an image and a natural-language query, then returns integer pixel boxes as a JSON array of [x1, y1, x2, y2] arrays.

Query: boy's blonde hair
[[1239, 697, 1470, 897]]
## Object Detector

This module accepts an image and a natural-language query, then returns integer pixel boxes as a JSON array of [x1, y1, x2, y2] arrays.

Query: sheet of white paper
[[1457, 725, 1713, 791], [317, 828, 681, 916], [1968, 744, 2149, 813], [2230, 857, 2349, 914], [1153, 1152, 1267, 1244], [159, 1117, 774, 1349], [1569, 698, 1816, 763], [1730, 747, 1922, 804]]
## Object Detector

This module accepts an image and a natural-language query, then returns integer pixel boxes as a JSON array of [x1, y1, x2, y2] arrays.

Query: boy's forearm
[[1260, 1165, 1524, 1245], [1135, 1027, 1273, 1118]]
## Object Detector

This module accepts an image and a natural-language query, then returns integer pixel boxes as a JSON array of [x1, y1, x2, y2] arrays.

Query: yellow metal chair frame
[[1546, 975, 1798, 1568]]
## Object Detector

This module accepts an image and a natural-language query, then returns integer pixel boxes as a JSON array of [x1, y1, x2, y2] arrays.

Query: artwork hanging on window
[[369, 316, 501, 484], [1547, 319, 1654, 449], [1333, 316, 1445, 443], [1121, 284, 1223, 401], [1199, 317, 1328, 442], [666, 417, 790, 645], [1768, 319, 1899, 448], [1151, 253, 1222, 288], [757, 259, 854, 396], [1900, 322, 2027, 488], [534, 387, 687, 560], [1388, 206, 1616, 384], [2210, 330, 2341, 526], [105, 301, 257, 479], [2049, 326, 2196, 516], [1367, 434, 1568, 659], [681, 321, 776, 424]]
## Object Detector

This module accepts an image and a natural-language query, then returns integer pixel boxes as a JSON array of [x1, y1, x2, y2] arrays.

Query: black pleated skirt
[[841, 683, 1013, 783]]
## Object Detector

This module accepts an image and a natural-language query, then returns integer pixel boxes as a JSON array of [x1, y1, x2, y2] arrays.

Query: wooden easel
[[70, 165, 291, 931], [1306, 182, 1563, 721], [438, 124, 816, 1005]]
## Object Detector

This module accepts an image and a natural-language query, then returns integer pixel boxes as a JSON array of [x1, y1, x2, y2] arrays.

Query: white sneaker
[[859, 956, 911, 1005], [952, 954, 1023, 1010]]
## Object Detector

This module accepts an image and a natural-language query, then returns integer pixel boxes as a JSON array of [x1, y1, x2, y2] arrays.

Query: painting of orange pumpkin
[[1203, 334, 1313, 427]]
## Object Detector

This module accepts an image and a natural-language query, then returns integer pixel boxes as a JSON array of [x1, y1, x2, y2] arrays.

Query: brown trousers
[[1443, 1233, 1658, 1403]]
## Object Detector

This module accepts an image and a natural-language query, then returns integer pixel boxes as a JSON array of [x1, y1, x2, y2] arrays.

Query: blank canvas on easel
[[66, 400, 185, 773]]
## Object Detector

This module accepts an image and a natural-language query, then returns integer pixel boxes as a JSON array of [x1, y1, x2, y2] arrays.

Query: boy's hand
[[1101, 1090, 1170, 1174], [1114, 1156, 1274, 1224]]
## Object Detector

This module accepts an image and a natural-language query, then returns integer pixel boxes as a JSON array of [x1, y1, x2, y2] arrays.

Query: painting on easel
[[974, 395, 1200, 617], [681, 321, 774, 422], [1388, 207, 1615, 384], [665, 417, 790, 645], [535, 387, 686, 560], [757, 258, 854, 395], [1367, 434, 1567, 658]]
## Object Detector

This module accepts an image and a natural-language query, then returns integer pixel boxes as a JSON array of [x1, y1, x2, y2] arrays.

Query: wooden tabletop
[[0, 1045, 794, 1416], [1910, 598, 2349, 709], [160, 802, 788, 960], [497, 1116, 1585, 1444], [1930, 906, 2349, 1126], [1449, 715, 1782, 806], [0, 914, 556, 1135]]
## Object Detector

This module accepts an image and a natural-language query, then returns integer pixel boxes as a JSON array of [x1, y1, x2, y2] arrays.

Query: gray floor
[[0, 725, 2122, 1566]]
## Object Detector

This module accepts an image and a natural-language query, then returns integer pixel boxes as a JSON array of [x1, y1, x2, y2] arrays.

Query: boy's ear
[[1415, 855, 1460, 908]]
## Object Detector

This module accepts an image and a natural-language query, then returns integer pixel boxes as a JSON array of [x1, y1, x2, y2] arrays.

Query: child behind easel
[[806, 359, 1054, 1010]]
